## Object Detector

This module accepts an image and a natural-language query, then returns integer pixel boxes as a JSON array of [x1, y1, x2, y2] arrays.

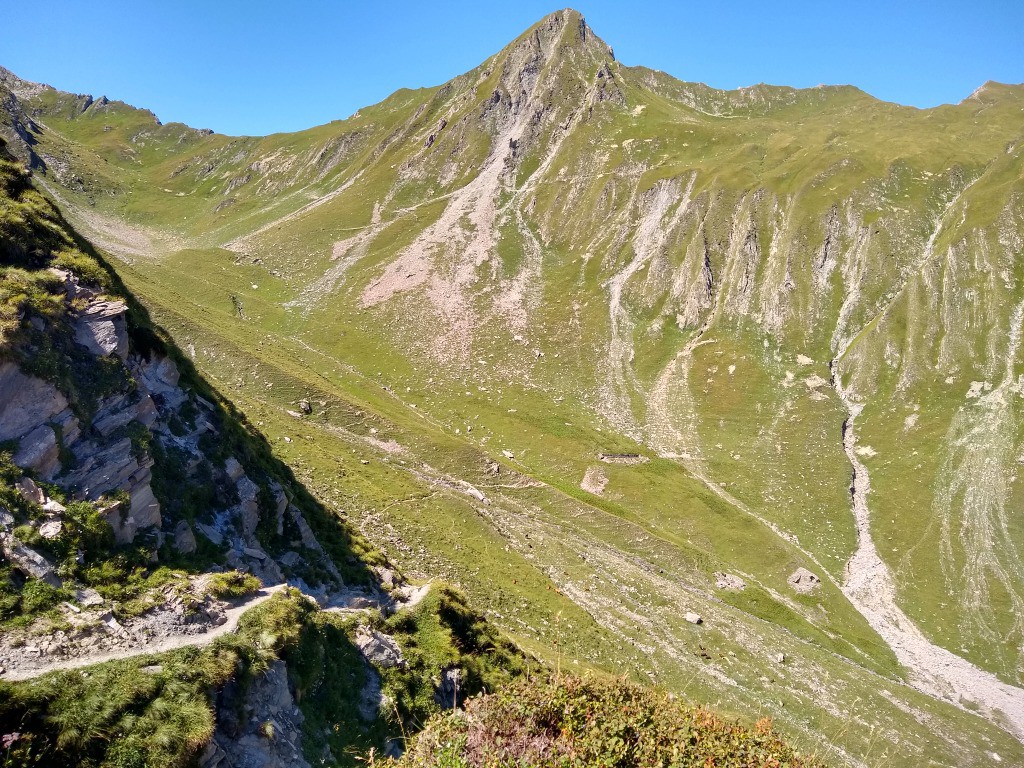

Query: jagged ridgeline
[[2, 6, 1024, 765]]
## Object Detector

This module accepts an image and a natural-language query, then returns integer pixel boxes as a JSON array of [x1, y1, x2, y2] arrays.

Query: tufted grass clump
[[377, 584, 527, 729], [205, 570, 262, 601]]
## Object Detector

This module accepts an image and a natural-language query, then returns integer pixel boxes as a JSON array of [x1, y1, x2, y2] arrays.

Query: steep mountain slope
[[3, 9, 1024, 764], [0, 139, 530, 767]]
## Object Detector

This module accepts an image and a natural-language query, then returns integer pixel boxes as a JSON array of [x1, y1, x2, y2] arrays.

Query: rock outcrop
[[788, 567, 821, 594], [73, 299, 129, 359], [0, 252, 348, 603], [0, 534, 61, 587], [355, 626, 405, 668], [201, 660, 311, 768], [713, 572, 747, 590], [0, 362, 72, 480]]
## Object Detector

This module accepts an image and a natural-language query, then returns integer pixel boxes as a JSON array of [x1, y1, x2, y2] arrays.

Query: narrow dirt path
[[225, 170, 366, 253], [1, 585, 287, 682]]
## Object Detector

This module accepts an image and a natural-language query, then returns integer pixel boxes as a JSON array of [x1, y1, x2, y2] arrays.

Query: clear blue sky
[[2, 1, 1022, 136]]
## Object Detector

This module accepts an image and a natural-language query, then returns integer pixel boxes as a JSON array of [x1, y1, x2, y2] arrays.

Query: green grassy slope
[[88, 199, 1024, 765]]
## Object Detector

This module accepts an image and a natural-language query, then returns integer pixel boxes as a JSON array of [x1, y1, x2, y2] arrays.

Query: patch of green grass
[[282, 583, 527, 767], [379, 585, 526, 724], [283, 611, 375, 764], [206, 571, 262, 600]]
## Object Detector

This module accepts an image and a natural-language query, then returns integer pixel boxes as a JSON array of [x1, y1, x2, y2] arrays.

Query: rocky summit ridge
[[1, 8, 1024, 766]]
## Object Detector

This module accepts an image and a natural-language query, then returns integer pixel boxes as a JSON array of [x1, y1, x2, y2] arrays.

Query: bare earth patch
[[580, 466, 608, 495]]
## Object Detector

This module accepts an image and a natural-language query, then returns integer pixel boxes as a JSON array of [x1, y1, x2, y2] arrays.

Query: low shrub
[[379, 584, 526, 731], [394, 673, 826, 768]]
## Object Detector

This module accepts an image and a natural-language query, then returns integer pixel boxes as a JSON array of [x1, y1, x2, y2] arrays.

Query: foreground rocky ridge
[[0, 139, 533, 767], [0, 252, 353, 602]]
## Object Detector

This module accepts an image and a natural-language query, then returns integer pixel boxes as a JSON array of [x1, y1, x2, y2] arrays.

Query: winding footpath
[[1, 585, 288, 682]]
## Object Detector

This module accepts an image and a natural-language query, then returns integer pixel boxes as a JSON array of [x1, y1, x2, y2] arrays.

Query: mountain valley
[[1, 9, 1023, 766]]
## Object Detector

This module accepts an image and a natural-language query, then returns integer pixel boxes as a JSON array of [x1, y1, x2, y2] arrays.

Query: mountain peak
[[505, 8, 615, 69], [535, 9, 612, 52], [442, 7, 621, 147]]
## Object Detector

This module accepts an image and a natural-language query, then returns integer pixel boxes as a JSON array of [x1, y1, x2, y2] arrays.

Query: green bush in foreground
[[393, 674, 825, 768]]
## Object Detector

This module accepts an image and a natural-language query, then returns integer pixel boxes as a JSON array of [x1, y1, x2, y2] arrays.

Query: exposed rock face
[[357, 664, 384, 722], [38, 519, 62, 539], [224, 456, 245, 483], [73, 300, 129, 359], [93, 392, 158, 436], [236, 475, 261, 537], [202, 660, 311, 768], [0, 362, 68, 443], [270, 482, 288, 536], [0, 534, 61, 587], [12, 423, 61, 481], [173, 520, 197, 554], [713, 572, 747, 590], [15, 477, 44, 505], [434, 666, 463, 709], [134, 353, 184, 407], [355, 626, 405, 668], [1, 321, 315, 580], [64, 434, 161, 544], [286, 503, 343, 586], [788, 567, 821, 594], [0, 362, 83, 482], [0, 70, 45, 169], [196, 522, 223, 545], [128, 481, 161, 531], [2, 302, 310, 565]]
